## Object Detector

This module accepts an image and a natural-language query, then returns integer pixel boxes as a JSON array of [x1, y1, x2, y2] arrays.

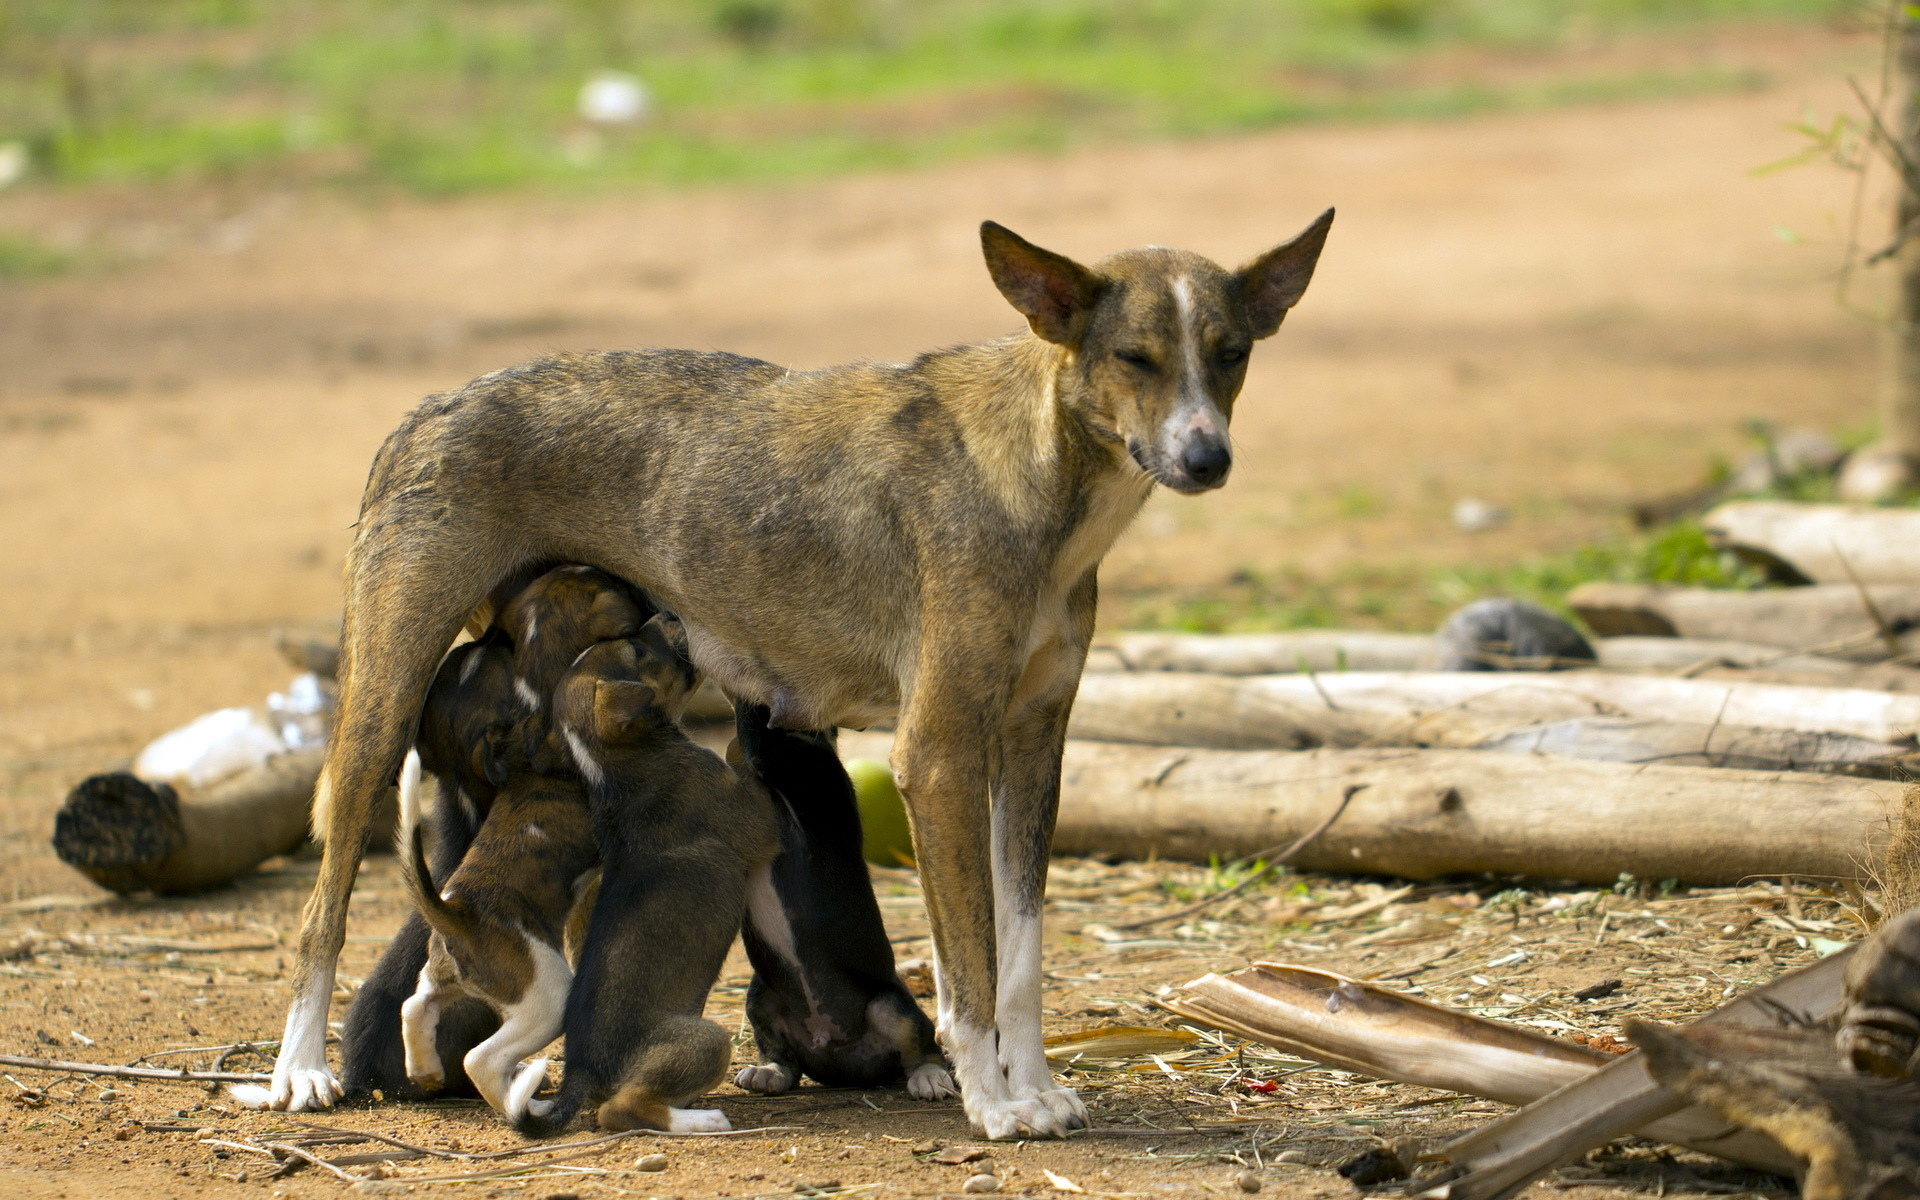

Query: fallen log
[[1568, 582, 1920, 660], [836, 732, 1911, 884], [1071, 670, 1920, 747], [53, 748, 325, 895], [1705, 501, 1920, 587], [1162, 963, 1792, 1173]]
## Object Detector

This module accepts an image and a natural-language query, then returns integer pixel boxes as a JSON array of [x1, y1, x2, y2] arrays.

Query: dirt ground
[[0, 19, 1896, 1200]]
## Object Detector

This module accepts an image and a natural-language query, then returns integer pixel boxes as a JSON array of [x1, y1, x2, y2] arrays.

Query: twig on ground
[[1108, 785, 1363, 932], [0, 1052, 267, 1084]]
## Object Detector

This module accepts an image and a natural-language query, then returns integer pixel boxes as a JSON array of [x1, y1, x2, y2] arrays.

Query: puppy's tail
[[396, 751, 473, 945], [510, 1060, 588, 1138]]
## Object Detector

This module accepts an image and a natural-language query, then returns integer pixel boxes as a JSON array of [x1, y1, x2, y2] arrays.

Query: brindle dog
[[263, 213, 1333, 1138]]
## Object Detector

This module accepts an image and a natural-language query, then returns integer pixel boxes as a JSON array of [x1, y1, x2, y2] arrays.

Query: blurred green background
[[1, 0, 1843, 194]]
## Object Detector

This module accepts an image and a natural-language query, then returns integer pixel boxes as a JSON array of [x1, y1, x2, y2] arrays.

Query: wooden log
[[836, 732, 1908, 884], [1072, 670, 1920, 746], [1474, 718, 1910, 777], [1568, 581, 1920, 660], [1088, 629, 1900, 685], [53, 748, 325, 895], [1705, 501, 1920, 586]]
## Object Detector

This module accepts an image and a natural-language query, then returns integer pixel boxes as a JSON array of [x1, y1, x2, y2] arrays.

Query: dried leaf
[[1044, 1169, 1086, 1193], [927, 1146, 991, 1165], [1043, 1024, 1198, 1063]]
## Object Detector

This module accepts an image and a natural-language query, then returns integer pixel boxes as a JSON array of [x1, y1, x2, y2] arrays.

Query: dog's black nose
[[1180, 437, 1231, 487]]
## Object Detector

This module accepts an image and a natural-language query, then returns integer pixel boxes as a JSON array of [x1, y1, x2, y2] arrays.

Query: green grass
[[1111, 519, 1774, 635], [0, 0, 1846, 194], [0, 233, 72, 279]]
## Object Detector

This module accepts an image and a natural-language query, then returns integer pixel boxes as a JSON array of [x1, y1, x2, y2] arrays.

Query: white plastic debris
[[134, 707, 289, 789], [578, 71, 650, 125], [0, 143, 27, 190], [1452, 497, 1509, 532], [266, 672, 333, 749]]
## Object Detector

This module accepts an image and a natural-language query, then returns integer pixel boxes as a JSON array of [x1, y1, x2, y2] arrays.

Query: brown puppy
[[267, 215, 1333, 1138], [513, 617, 780, 1135], [396, 733, 596, 1118], [496, 564, 649, 717]]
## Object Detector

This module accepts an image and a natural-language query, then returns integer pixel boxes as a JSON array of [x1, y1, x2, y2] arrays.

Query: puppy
[[730, 702, 952, 1099], [513, 618, 780, 1135], [396, 732, 597, 1117], [496, 564, 650, 716], [338, 634, 520, 1100]]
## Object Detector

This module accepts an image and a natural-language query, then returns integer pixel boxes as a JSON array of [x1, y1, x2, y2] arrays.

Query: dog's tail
[[396, 751, 475, 945], [509, 1059, 588, 1138]]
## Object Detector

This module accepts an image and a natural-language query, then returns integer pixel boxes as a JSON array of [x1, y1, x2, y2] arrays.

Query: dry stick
[[0, 1052, 267, 1085], [262, 1141, 363, 1182], [1106, 785, 1363, 933], [1832, 540, 1906, 660]]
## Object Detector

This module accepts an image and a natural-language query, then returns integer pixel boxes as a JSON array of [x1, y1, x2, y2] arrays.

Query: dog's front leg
[[895, 663, 1068, 1139], [989, 584, 1097, 1132]]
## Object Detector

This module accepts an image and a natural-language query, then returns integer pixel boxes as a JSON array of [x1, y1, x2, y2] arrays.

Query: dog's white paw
[[733, 1063, 796, 1095], [225, 1084, 273, 1110], [666, 1107, 732, 1133], [968, 1095, 1073, 1141], [1033, 1085, 1088, 1129], [271, 1065, 344, 1112], [907, 1062, 958, 1101]]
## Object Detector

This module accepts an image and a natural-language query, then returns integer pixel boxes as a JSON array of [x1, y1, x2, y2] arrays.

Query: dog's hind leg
[[266, 525, 504, 1111], [400, 964, 451, 1093], [461, 940, 571, 1118]]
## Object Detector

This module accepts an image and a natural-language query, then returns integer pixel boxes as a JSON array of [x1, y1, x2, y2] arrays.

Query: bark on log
[[1705, 501, 1920, 587], [1568, 582, 1920, 660], [1072, 670, 1920, 746], [836, 732, 1910, 884], [54, 748, 325, 895]]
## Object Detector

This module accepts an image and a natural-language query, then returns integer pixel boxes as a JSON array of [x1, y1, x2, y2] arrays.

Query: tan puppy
[[395, 734, 596, 1118]]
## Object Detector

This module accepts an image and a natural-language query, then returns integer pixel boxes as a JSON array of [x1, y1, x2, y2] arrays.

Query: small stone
[[96, 1089, 117, 1102], [1237, 1171, 1263, 1193], [1274, 1150, 1307, 1165], [112, 1126, 134, 1141], [635, 1153, 668, 1172], [235, 1171, 248, 1183], [963, 1174, 1001, 1194], [173, 1109, 191, 1119]]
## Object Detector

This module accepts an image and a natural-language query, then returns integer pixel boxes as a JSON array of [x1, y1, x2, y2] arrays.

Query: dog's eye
[[1216, 346, 1248, 368], [1114, 349, 1156, 371]]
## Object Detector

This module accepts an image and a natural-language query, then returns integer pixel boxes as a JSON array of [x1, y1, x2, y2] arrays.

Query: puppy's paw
[[907, 1062, 958, 1101], [271, 1066, 344, 1113], [666, 1107, 732, 1133], [969, 1095, 1073, 1140], [733, 1062, 797, 1095], [504, 1059, 549, 1119]]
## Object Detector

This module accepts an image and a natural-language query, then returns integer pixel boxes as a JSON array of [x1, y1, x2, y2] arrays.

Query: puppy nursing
[[513, 625, 780, 1134]]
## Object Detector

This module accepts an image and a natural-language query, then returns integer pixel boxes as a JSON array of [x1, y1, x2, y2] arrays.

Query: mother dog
[[265, 213, 1332, 1138]]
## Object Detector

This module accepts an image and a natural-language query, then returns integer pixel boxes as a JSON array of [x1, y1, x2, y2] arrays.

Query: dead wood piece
[[53, 748, 324, 895], [0, 1052, 269, 1085], [1073, 670, 1920, 750], [1474, 717, 1911, 778], [1631, 1020, 1920, 1200], [1841, 905, 1920, 1078], [274, 630, 341, 679], [1568, 582, 1920, 662], [1162, 964, 1789, 1172], [1404, 947, 1851, 1200], [835, 733, 1908, 885], [1705, 502, 1920, 588]]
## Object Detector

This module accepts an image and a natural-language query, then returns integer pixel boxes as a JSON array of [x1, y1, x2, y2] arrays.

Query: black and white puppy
[[731, 702, 953, 1099]]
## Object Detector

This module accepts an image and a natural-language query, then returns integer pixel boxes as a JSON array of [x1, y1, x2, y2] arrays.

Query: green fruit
[[846, 757, 914, 867]]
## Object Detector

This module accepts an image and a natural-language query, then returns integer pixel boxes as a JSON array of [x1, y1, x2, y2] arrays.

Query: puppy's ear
[[479, 723, 515, 787], [1234, 207, 1334, 339], [586, 589, 643, 642], [591, 679, 658, 740], [981, 222, 1105, 344], [637, 613, 691, 668]]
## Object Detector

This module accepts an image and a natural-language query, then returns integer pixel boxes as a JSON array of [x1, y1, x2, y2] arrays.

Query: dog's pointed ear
[[1235, 207, 1334, 339], [591, 678, 657, 740], [981, 221, 1105, 344]]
